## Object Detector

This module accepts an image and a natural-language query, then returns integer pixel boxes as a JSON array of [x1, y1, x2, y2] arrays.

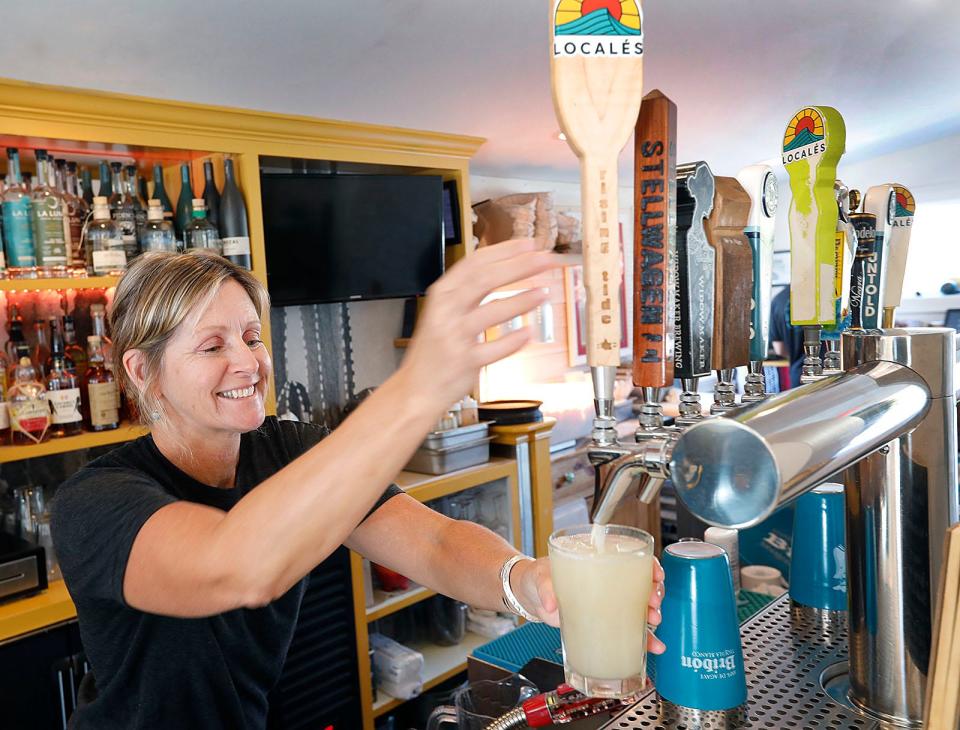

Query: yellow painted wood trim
[[350, 550, 376, 730], [490, 418, 556, 446], [0, 580, 76, 644], [529, 434, 556, 558], [396, 458, 517, 504], [0, 78, 485, 161], [0, 276, 119, 292], [365, 585, 438, 623], [0, 423, 148, 463]]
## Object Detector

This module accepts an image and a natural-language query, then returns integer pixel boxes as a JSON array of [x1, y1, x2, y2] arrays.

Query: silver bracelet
[[499, 554, 541, 623]]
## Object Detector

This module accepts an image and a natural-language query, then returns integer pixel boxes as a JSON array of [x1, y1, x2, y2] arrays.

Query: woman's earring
[[150, 411, 161, 422]]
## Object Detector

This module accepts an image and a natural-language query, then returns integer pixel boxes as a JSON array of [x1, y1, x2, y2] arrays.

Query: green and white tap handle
[[781, 106, 846, 382], [736, 164, 778, 402], [861, 184, 896, 330], [881, 184, 915, 328], [821, 180, 857, 373]]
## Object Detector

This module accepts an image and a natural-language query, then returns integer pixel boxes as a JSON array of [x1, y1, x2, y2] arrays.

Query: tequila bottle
[[152, 164, 175, 225], [30, 150, 68, 277], [47, 344, 82, 438], [219, 158, 251, 269], [82, 335, 119, 431], [2, 148, 37, 278], [184, 199, 221, 253], [202, 160, 220, 231], [8, 357, 50, 445], [85, 196, 126, 276], [141, 199, 177, 253]]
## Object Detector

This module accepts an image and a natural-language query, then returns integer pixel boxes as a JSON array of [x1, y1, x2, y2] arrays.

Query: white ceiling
[[3, 0, 960, 195]]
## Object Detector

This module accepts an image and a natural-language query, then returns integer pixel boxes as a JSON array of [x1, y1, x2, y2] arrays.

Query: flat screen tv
[[261, 173, 445, 306]]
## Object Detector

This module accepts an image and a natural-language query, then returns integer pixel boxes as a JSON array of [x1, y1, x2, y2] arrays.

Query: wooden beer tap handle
[[674, 162, 716, 380], [881, 184, 916, 328], [861, 185, 896, 330], [550, 0, 645, 367], [736, 165, 778, 365], [781, 106, 846, 327], [704, 177, 753, 370], [633, 89, 676, 389]]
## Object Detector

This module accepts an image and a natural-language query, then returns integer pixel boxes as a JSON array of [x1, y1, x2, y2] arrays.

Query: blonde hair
[[110, 250, 269, 426]]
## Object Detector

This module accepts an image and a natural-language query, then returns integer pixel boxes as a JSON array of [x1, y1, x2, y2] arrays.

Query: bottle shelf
[[0, 422, 147, 463], [0, 276, 119, 292], [366, 584, 437, 623]]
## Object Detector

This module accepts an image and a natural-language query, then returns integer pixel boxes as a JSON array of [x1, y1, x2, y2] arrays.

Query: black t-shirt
[[769, 286, 805, 389], [51, 416, 402, 730]]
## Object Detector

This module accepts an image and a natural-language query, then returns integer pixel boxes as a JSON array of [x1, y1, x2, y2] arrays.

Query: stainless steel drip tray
[[601, 595, 879, 729]]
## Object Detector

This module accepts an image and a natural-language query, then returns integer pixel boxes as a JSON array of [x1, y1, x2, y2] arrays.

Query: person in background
[[51, 243, 666, 729], [769, 284, 805, 389]]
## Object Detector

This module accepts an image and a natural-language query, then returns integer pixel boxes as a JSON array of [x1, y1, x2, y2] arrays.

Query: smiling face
[[157, 279, 271, 440]]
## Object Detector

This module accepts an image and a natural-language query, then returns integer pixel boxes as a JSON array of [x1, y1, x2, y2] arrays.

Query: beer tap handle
[[861, 184, 896, 330], [704, 176, 753, 413], [781, 106, 846, 382], [881, 184, 915, 328], [550, 0, 646, 445], [849, 210, 878, 331], [736, 165, 779, 401], [632, 90, 676, 403], [820, 181, 857, 372], [674, 162, 716, 425]]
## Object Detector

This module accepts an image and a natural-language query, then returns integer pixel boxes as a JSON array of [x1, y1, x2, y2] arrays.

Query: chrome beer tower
[[589, 104, 954, 726]]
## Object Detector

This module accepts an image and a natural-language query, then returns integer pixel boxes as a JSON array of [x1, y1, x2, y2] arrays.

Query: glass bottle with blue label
[[30, 150, 69, 277], [2, 148, 36, 278]]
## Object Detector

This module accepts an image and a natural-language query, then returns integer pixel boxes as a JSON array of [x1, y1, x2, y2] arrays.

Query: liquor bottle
[[63, 315, 87, 377], [22, 172, 32, 191], [90, 303, 114, 373], [219, 158, 252, 269], [8, 357, 50, 444], [109, 162, 138, 262], [64, 161, 88, 273], [80, 167, 95, 206], [30, 150, 68, 277], [2, 148, 37, 278], [5, 310, 27, 367], [126, 164, 147, 244], [184, 199, 221, 253], [85, 196, 126, 276], [98, 161, 113, 199], [152, 164, 175, 226], [141, 199, 177, 253], [81, 335, 119, 431], [45, 317, 74, 374], [174, 163, 194, 245], [202, 160, 220, 231], [138, 174, 149, 207], [32, 320, 51, 380], [46, 341, 82, 438]]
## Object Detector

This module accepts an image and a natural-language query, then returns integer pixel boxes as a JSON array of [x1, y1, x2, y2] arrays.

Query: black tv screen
[[261, 173, 445, 305]]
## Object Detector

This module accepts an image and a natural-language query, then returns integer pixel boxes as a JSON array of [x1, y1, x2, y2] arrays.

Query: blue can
[[789, 483, 847, 611], [651, 541, 747, 711]]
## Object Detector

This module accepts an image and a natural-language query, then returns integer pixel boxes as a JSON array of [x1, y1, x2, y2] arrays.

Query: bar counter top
[[0, 580, 76, 644]]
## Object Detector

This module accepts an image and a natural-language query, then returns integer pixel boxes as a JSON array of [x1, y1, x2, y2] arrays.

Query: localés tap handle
[[550, 0, 645, 367], [674, 162, 716, 380], [861, 184, 896, 330], [881, 184, 916, 327], [736, 165, 778, 364], [781, 106, 846, 327], [633, 89, 676, 389], [705, 177, 753, 370]]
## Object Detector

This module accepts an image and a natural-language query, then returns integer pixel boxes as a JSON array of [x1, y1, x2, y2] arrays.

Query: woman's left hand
[[513, 556, 667, 655]]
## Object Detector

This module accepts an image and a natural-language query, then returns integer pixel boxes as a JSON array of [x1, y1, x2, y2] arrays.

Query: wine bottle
[[152, 164, 175, 225], [174, 163, 194, 245], [219, 158, 251, 269], [98, 161, 112, 199], [80, 167, 95, 206], [202, 160, 220, 231]]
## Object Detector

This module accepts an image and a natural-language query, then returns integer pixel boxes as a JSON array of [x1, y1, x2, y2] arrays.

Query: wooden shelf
[[0, 422, 147, 463], [366, 584, 437, 623], [371, 631, 490, 717], [0, 275, 119, 292], [395, 457, 516, 503]]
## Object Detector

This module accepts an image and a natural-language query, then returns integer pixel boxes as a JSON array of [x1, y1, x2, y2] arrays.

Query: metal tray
[[422, 421, 491, 450], [405, 435, 494, 475]]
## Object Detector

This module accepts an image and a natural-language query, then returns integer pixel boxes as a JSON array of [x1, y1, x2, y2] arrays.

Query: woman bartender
[[51, 240, 665, 729]]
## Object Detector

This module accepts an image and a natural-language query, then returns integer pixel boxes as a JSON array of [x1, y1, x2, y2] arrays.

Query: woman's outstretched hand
[[400, 239, 559, 414]]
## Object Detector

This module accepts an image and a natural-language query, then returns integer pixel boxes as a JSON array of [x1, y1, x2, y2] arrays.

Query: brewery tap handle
[[674, 162, 716, 425], [849, 210, 879, 332], [861, 184, 896, 330], [820, 180, 857, 373], [704, 176, 754, 413], [881, 184, 916, 328], [781, 106, 847, 382], [736, 165, 779, 401]]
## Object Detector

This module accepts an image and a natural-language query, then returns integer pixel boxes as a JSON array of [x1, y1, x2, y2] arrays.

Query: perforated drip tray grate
[[601, 595, 879, 729]]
